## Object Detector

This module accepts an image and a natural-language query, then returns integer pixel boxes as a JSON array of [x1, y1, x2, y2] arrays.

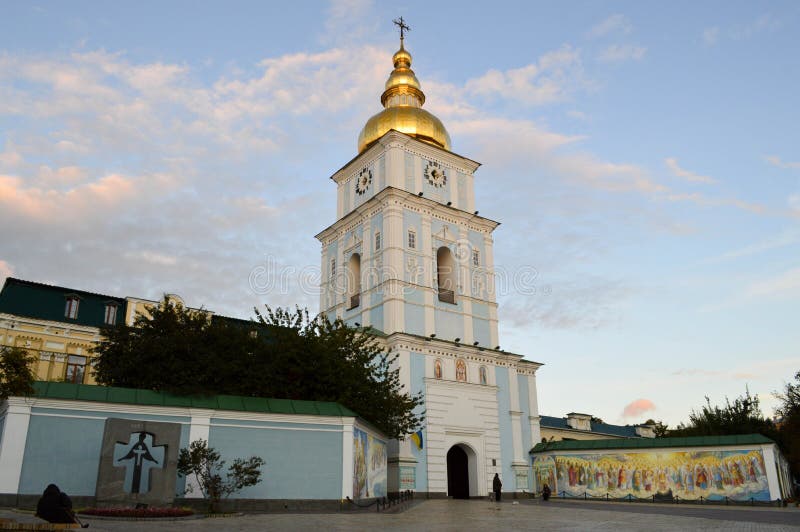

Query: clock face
[[355, 168, 372, 195], [425, 161, 446, 188]]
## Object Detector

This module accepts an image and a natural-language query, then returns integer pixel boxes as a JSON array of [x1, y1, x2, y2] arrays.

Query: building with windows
[[540, 412, 656, 442], [315, 34, 542, 498], [0, 278, 199, 385]]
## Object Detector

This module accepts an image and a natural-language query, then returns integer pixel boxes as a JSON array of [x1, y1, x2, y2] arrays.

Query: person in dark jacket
[[542, 483, 552, 501], [36, 484, 77, 524], [493, 473, 502, 502]]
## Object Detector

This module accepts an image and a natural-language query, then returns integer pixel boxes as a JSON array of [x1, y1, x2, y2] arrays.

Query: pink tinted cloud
[[622, 398, 656, 419]]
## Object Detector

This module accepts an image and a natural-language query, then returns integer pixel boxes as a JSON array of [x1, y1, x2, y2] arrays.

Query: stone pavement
[[2, 498, 799, 531]]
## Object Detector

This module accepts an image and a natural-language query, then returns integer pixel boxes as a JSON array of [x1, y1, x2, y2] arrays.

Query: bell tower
[[316, 31, 499, 350], [316, 22, 541, 499]]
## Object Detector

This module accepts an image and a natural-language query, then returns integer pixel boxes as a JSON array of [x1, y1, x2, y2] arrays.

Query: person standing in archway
[[493, 473, 502, 502]]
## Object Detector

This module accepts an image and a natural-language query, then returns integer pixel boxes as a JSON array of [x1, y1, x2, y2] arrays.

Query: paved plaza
[[3, 499, 800, 531]]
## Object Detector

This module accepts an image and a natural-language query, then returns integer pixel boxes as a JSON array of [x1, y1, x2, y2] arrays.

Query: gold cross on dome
[[393, 17, 410, 40]]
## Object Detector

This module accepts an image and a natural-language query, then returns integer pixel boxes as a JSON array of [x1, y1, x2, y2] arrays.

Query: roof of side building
[[531, 433, 774, 453]]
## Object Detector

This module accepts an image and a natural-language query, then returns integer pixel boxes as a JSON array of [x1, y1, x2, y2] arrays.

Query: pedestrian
[[36, 484, 86, 527], [542, 483, 551, 501], [493, 473, 502, 502]]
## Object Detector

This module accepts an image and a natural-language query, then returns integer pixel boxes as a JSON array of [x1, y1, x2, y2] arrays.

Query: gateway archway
[[446, 443, 477, 499]]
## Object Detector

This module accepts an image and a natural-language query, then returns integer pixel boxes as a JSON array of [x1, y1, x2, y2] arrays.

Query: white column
[[761, 444, 782, 500], [0, 398, 32, 494], [527, 373, 542, 445], [185, 409, 214, 499], [341, 420, 355, 500]]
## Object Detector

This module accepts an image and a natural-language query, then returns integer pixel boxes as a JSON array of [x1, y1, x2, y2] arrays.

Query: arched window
[[479, 366, 487, 385], [437, 246, 457, 304], [434, 359, 443, 379], [347, 253, 361, 309]]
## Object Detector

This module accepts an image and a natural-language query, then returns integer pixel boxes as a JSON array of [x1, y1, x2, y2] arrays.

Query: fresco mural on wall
[[533, 449, 770, 501], [353, 427, 387, 499]]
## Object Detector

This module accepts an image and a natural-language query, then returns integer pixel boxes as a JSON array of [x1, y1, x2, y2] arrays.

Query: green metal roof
[[531, 433, 775, 454], [32, 381, 360, 418], [0, 277, 126, 328]]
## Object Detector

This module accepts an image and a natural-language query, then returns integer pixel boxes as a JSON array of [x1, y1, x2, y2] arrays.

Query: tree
[[669, 389, 776, 438], [774, 371, 800, 479], [642, 419, 670, 438], [176, 439, 264, 512], [0, 346, 36, 400], [93, 299, 425, 438]]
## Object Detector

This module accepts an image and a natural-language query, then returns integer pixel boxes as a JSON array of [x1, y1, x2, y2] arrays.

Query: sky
[[1, 0, 799, 428]]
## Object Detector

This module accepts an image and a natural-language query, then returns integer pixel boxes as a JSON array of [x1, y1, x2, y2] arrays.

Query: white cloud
[[665, 157, 717, 184], [766, 155, 800, 170], [587, 14, 632, 39], [0, 260, 13, 283], [746, 268, 800, 299], [598, 44, 647, 63], [703, 27, 720, 45], [701, 227, 800, 264], [462, 45, 586, 106]]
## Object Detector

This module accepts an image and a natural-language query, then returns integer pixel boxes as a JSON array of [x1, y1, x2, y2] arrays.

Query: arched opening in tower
[[347, 253, 361, 309], [436, 246, 456, 304]]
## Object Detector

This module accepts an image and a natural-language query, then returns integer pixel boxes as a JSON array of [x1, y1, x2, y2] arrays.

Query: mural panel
[[353, 427, 387, 499], [533, 448, 770, 501]]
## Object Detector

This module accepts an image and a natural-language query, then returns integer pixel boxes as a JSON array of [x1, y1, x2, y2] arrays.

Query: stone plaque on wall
[[95, 418, 181, 506]]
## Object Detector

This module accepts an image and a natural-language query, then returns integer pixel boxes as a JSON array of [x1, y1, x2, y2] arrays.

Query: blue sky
[[1, 1, 798, 427]]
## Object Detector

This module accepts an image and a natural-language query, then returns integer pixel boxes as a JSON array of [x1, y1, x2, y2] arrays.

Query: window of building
[[104, 303, 118, 325], [375, 231, 381, 251], [64, 296, 80, 319], [472, 249, 480, 267], [436, 246, 457, 304], [407, 229, 416, 249], [330, 258, 336, 280], [479, 366, 487, 385], [347, 253, 361, 309], [65, 355, 87, 384]]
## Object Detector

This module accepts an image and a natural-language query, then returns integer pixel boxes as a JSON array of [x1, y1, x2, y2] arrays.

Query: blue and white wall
[[0, 397, 382, 501], [385, 336, 541, 497]]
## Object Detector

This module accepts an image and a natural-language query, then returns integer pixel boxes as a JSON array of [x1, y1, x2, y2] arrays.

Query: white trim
[[0, 399, 32, 493], [341, 419, 355, 500], [184, 409, 214, 498]]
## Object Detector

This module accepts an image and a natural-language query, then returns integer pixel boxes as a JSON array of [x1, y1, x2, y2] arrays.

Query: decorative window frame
[[64, 295, 81, 320], [104, 302, 119, 325], [407, 229, 417, 249]]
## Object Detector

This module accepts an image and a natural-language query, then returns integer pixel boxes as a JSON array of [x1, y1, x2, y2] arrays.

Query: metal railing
[[554, 490, 784, 507]]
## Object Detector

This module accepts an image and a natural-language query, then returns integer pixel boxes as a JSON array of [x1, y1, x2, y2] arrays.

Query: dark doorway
[[447, 445, 469, 499]]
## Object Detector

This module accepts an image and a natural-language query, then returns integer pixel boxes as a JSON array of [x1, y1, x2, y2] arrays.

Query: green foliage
[[642, 419, 670, 438], [0, 346, 36, 400], [669, 389, 776, 438], [93, 298, 425, 438], [176, 438, 264, 512], [774, 371, 800, 479]]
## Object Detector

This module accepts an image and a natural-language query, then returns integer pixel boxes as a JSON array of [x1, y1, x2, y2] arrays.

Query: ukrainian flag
[[410, 430, 423, 450]]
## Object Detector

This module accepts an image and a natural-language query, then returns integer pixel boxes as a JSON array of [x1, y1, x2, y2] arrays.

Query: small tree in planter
[[177, 439, 265, 513]]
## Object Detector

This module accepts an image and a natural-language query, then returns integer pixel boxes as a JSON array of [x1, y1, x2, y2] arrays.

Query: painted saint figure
[[117, 432, 159, 493], [455, 359, 467, 382]]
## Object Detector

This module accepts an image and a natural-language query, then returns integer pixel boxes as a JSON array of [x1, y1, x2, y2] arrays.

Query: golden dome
[[357, 39, 451, 154]]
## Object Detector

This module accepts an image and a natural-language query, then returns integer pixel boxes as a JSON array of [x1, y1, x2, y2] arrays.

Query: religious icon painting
[[455, 359, 467, 382], [479, 366, 487, 385], [434, 359, 442, 379]]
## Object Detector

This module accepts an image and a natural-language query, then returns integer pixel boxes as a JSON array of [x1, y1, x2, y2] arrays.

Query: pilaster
[[0, 398, 32, 494]]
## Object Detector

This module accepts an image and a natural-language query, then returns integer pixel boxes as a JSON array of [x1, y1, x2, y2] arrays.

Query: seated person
[[36, 484, 77, 524]]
